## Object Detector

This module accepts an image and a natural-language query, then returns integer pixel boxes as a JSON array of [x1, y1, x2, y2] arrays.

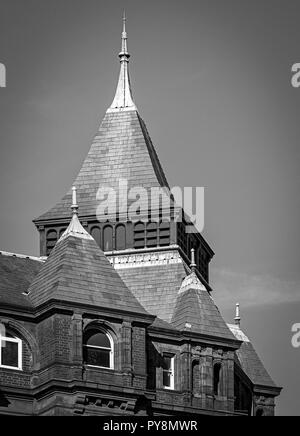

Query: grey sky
[[0, 0, 299, 415]]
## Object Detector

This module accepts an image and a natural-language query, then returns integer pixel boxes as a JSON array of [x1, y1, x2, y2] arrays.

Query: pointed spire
[[59, 186, 93, 242], [190, 248, 197, 272], [121, 10, 128, 55], [234, 302, 241, 327], [107, 13, 136, 112]]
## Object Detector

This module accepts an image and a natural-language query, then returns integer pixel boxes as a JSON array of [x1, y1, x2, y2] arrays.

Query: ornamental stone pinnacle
[[59, 186, 93, 242]]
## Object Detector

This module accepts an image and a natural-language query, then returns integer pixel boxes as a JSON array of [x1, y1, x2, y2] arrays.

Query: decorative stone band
[[108, 248, 183, 269]]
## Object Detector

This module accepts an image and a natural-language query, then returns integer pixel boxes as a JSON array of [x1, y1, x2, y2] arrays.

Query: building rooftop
[[172, 271, 236, 341], [0, 251, 43, 308], [228, 323, 279, 389]]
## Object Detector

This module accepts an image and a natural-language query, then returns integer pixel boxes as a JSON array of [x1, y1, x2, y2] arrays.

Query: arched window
[[134, 222, 145, 249], [115, 225, 126, 250], [59, 228, 67, 238], [0, 330, 22, 370], [103, 226, 113, 251], [46, 229, 57, 255], [213, 362, 222, 396], [91, 226, 101, 247], [83, 329, 113, 369]]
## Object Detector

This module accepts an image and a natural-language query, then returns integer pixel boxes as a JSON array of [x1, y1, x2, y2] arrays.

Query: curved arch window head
[[0, 330, 22, 370], [213, 362, 222, 396], [83, 329, 113, 369]]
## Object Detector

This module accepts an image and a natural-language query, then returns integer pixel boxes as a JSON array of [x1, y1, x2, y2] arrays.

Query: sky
[[0, 0, 299, 415]]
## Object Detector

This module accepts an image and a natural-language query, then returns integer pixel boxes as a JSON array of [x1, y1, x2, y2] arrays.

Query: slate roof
[[118, 263, 235, 342], [34, 110, 170, 222], [27, 232, 149, 316], [151, 317, 178, 332], [0, 252, 43, 308], [171, 272, 236, 341], [117, 261, 189, 323], [228, 324, 278, 388]]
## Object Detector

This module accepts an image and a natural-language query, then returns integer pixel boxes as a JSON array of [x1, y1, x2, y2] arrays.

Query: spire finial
[[58, 186, 93, 242], [120, 10, 129, 56], [234, 302, 241, 326], [123, 10, 126, 32], [107, 13, 136, 112], [190, 248, 197, 272], [71, 186, 78, 214]]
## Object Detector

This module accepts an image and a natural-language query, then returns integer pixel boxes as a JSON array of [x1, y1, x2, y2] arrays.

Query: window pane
[[103, 226, 113, 251], [116, 225, 126, 250], [59, 228, 67, 237], [91, 227, 101, 247], [213, 364, 221, 396], [2, 340, 19, 368], [134, 223, 145, 248], [163, 370, 171, 387], [162, 356, 171, 370], [84, 347, 110, 368], [85, 331, 110, 348]]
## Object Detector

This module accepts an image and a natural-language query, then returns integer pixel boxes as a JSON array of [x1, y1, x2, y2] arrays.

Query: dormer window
[[83, 329, 114, 369], [0, 332, 22, 370]]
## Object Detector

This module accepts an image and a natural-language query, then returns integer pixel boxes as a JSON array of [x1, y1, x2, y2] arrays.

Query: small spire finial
[[58, 185, 93, 242], [234, 302, 241, 326], [120, 10, 129, 56], [71, 186, 78, 214], [190, 248, 197, 272], [123, 10, 126, 32]]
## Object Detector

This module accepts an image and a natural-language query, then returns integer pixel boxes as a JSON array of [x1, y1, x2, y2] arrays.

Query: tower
[[33, 14, 213, 285]]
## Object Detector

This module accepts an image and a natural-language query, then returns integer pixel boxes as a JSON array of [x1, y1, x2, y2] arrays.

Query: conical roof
[[172, 271, 236, 341], [34, 18, 169, 223], [228, 323, 279, 388], [28, 206, 149, 316]]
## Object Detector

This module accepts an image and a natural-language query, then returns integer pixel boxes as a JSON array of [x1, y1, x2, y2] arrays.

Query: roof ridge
[[0, 250, 45, 262]]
